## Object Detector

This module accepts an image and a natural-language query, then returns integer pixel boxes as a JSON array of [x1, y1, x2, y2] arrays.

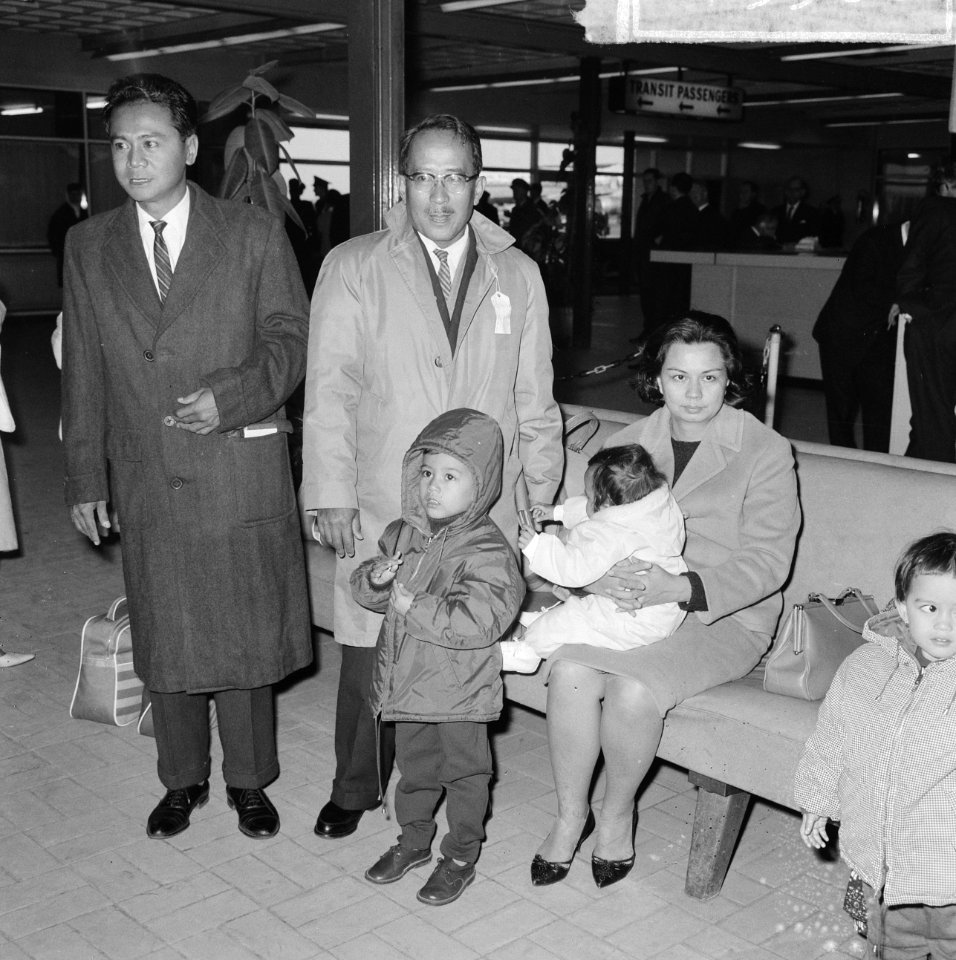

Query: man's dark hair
[[399, 114, 482, 176], [643, 167, 661, 179], [103, 73, 198, 139], [895, 532, 956, 602], [586, 444, 666, 511], [670, 172, 693, 195], [930, 160, 956, 196]]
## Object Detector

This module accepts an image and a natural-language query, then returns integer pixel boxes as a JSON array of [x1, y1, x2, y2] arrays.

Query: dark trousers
[[150, 686, 277, 791], [394, 721, 492, 865], [905, 315, 956, 463], [863, 882, 956, 959], [330, 645, 395, 810], [818, 333, 895, 452]]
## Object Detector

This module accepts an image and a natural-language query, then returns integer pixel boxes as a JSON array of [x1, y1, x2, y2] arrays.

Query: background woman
[[532, 311, 800, 888]]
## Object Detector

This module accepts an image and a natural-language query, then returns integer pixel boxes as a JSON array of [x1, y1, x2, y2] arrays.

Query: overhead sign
[[609, 76, 744, 121]]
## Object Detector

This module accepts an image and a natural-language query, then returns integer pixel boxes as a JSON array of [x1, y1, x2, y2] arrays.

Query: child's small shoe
[[416, 857, 476, 906], [500, 639, 542, 674]]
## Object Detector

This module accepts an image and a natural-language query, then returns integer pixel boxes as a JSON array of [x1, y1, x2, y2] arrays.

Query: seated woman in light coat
[[531, 311, 800, 888]]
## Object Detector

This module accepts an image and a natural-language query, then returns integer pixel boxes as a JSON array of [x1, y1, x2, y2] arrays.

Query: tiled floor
[[0, 308, 863, 960]]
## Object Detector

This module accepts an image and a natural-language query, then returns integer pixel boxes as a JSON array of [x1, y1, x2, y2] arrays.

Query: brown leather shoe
[[146, 781, 209, 839], [416, 858, 476, 906], [365, 843, 432, 884], [226, 786, 280, 838]]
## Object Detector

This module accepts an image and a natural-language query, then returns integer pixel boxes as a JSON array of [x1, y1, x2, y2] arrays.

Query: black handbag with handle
[[763, 588, 880, 700]]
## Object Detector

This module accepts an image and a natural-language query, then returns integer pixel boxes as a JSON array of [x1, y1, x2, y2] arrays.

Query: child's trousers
[[394, 720, 492, 865], [864, 882, 956, 959]]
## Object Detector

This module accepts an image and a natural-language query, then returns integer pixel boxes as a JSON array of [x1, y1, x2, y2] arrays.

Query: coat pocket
[[106, 430, 148, 527], [230, 433, 295, 524]]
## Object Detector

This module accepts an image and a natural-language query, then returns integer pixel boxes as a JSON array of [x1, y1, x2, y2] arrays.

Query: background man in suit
[[897, 161, 956, 462], [774, 177, 820, 244], [813, 220, 907, 452], [61, 74, 311, 840], [47, 182, 88, 286], [689, 180, 731, 251], [301, 114, 563, 842]]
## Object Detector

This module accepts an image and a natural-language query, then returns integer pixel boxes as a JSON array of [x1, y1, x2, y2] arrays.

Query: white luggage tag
[[491, 273, 511, 335]]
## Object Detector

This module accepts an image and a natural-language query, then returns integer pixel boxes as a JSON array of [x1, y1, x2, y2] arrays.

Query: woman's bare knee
[[549, 660, 607, 696], [605, 675, 661, 720]]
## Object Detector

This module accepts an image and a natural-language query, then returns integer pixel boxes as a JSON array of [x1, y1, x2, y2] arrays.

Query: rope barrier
[[556, 348, 643, 381]]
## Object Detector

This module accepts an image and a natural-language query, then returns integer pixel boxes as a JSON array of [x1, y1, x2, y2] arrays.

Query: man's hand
[[312, 507, 363, 558], [390, 581, 414, 616], [168, 388, 220, 435], [70, 500, 111, 545], [586, 557, 691, 613], [800, 811, 829, 849]]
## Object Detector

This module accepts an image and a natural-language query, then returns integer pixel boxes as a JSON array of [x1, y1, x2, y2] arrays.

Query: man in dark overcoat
[[897, 161, 956, 463], [61, 74, 311, 840], [813, 220, 907, 452]]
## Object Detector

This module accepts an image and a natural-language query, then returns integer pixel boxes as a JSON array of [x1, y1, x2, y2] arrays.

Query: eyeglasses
[[405, 172, 479, 195]]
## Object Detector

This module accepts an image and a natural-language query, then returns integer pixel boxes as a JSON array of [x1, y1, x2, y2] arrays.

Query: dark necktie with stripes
[[434, 248, 452, 301], [150, 220, 172, 302]]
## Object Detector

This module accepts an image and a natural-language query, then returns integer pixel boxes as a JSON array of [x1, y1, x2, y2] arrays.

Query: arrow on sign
[[679, 102, 694, 111], [636, 98, 654, 107], [717, 106, 732, 115]]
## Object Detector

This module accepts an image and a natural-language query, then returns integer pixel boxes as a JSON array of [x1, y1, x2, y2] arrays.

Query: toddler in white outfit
[[501, 443, 686, 673]]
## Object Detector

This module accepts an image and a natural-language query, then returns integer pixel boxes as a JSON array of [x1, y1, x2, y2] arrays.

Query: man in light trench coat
[[62, 74, 311, 840], [301, 114, 564, 840]]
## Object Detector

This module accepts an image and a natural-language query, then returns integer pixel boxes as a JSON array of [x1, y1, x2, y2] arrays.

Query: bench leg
[[684, 771, 751, 901]]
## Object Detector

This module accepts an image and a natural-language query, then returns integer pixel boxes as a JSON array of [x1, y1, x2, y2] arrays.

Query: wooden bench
[[302, 403, 956, 899]]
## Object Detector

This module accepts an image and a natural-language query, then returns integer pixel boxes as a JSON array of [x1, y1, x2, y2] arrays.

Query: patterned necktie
[[434, 248, 452, 301], [151, 220, 172, 303]]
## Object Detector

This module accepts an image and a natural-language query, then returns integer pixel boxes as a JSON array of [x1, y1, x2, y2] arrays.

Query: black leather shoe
[[530, 809, 595, 886], [591, 806, 639, 888], [416, 858, 476, 906], [365, 843, 431, 884], [226, 786, 280, 838], [314, 800, 364, 839], [146, 781, 209, 839]]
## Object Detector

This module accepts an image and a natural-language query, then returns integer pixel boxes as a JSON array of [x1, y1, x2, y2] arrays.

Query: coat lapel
[[671, 405, 742, 499], [389, 224, 454, 365], [154, 186, 227, 337], [104, 201, 164, 327]]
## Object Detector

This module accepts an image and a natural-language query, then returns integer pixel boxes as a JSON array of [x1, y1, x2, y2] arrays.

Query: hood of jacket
[[401, 407, 504, 537]]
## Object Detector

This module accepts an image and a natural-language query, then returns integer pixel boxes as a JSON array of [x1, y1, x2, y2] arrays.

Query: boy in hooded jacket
[[794, 532, 956, 959], [350, 408, 525, 906]]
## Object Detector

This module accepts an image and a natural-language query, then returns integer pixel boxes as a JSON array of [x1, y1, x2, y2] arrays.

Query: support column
[[348, 0, 404, 236], [570, 56, 601, 348], [618, 130, 636, 296]]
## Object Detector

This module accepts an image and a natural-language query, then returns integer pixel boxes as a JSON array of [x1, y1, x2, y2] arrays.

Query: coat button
[[434, 356, 443, 368], [170, 477, 183, 490], [143, 350, 155, 362]]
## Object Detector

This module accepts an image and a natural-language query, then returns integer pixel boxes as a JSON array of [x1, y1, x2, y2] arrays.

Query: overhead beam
[[135, 0, 348, 19], [82, 14, 299, 56], [411, 9, 952, 99]]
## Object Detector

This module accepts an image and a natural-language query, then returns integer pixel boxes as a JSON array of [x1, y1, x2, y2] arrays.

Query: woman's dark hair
[[103, 74, 198, 139], [586, 444, 666, 511], [629, 310, 750, 408], [399, 114, 483, 176], [894, 531, 956, 602]]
